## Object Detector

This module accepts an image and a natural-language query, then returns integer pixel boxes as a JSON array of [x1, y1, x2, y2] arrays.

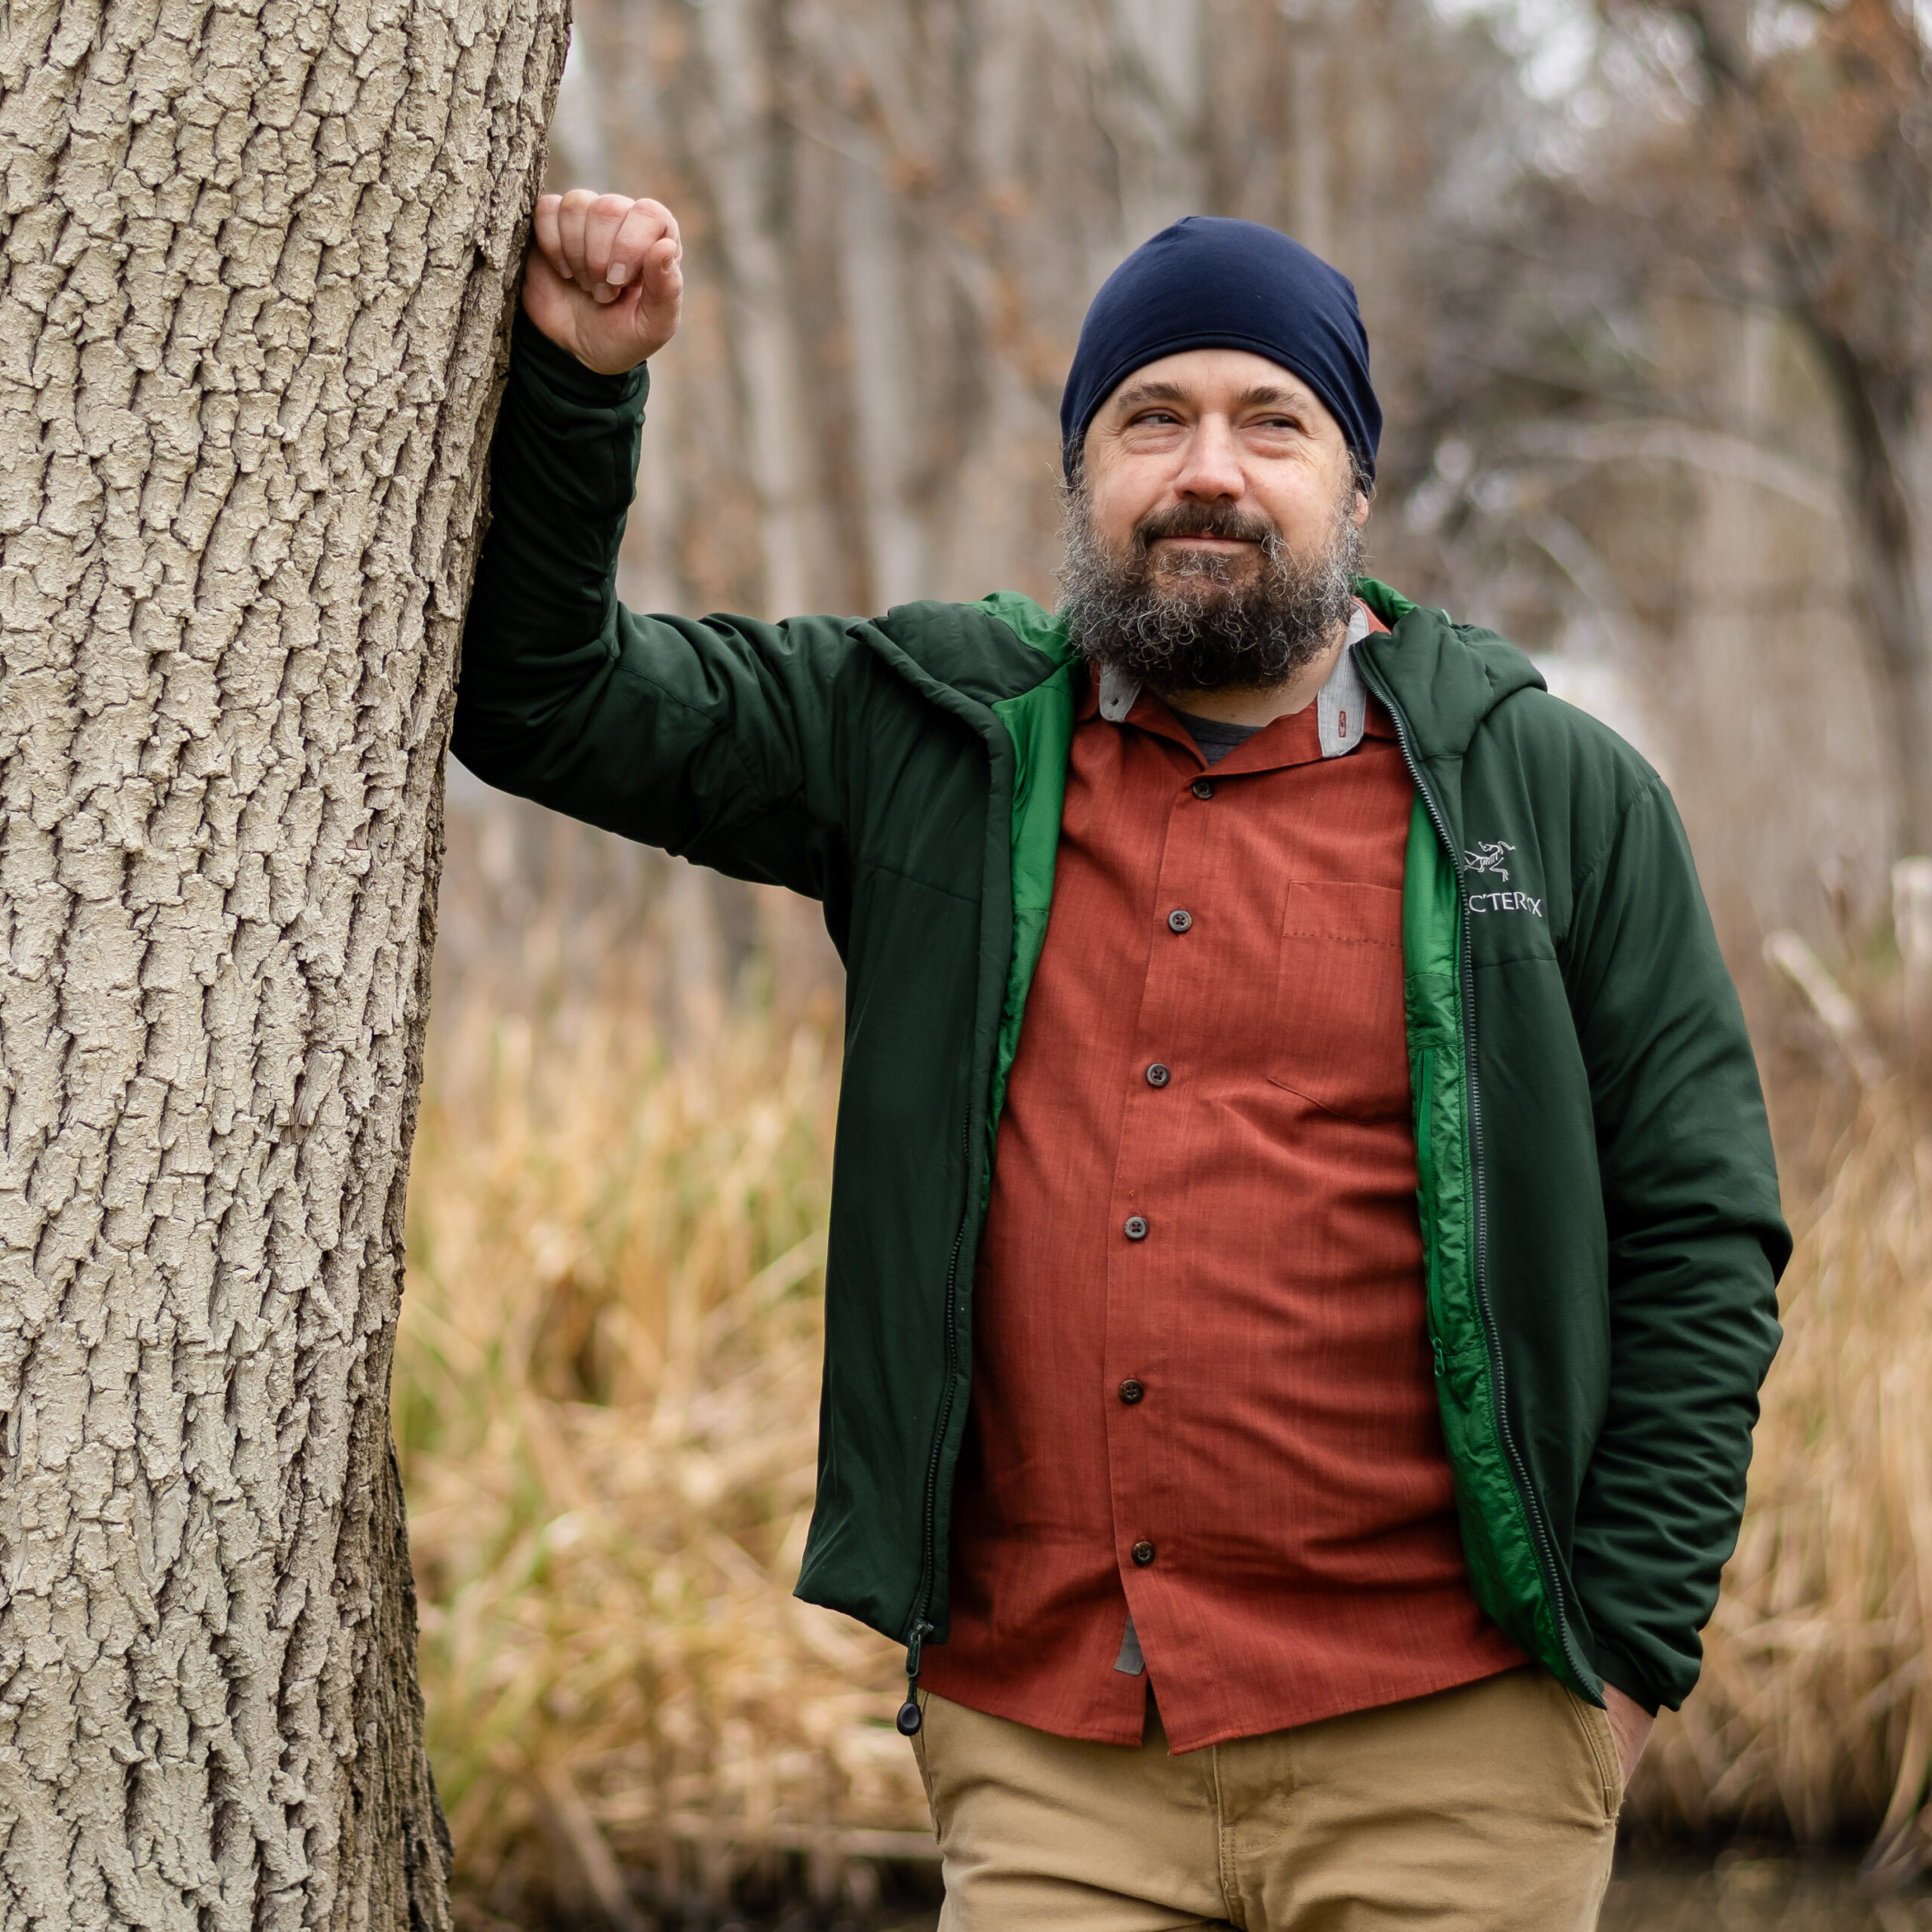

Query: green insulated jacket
[[454, 321, 1790, 1716]]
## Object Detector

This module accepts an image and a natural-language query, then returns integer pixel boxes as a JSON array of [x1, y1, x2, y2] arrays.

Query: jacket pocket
[[1268, 881, 1411, 1121]]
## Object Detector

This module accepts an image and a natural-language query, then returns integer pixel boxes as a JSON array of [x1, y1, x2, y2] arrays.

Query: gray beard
[[1057, 481, 1365, 694]]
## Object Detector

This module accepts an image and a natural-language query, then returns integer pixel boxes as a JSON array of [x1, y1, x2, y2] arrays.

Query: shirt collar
[[1094, 601, 1380, 759]]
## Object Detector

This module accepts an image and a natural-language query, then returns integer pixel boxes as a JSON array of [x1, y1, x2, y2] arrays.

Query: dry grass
[[1637, 1072, 1932, 1875], [401, 962, 1932, 1915], [398, 991, 930, 1924]]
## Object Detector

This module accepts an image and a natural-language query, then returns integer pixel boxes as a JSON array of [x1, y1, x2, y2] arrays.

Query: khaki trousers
[[909, 1667, 1620, 1930]]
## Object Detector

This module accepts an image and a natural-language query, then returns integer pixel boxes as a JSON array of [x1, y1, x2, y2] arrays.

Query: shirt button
[[1123, 1215, 1149, 1241], [1191, 778, 1215, 801], [1118, 1379, 1145, 1404], [1146, 1062, 1171, 1088], [1167, 909, 1192, 934], [1132, 1540, 1157, 1566]]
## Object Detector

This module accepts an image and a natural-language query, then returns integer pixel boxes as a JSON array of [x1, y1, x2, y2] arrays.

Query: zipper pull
[[896, 1621, 932, 1736], [1431, 1337, 1446, 1378]]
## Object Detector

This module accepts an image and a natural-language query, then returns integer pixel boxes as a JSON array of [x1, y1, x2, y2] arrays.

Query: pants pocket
[[909, 1690, 941, 1839], [1561, 1686, 1624, 1824]]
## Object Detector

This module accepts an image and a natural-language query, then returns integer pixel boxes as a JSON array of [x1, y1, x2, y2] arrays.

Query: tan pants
[[909, 1667, 1620, 1930]]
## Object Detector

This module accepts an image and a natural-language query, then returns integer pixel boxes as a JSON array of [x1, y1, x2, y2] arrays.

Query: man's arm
[[1561, 779, 1789, 1750], [453, 193, 869, 897]]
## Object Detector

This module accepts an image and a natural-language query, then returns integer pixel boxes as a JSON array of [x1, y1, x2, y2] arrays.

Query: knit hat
[[1060, 216, 1380, 481]]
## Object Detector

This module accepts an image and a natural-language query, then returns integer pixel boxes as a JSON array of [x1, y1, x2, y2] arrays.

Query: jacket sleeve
[[451, 312, 865, 900], [1561, 779, 1789, 1712]]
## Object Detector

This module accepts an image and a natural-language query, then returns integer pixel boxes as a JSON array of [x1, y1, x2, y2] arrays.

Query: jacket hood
[[1354, 578, 1546, 765]]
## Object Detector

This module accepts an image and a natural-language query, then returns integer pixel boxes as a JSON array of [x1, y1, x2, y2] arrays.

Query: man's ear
[[1351, 488, 1372, 528]]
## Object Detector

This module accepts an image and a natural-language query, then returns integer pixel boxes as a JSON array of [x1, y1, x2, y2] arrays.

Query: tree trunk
[[692, 0, 825, 618], [0, 0, 568, 1920], [839, 144, 927, 614], [1807, 323, 1932, 855]]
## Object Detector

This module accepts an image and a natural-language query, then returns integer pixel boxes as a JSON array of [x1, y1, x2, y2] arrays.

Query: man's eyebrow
[[1109, 380, 1191, 413], [1232, 385, 1309, 414], [1106, 380, 1313, 416]]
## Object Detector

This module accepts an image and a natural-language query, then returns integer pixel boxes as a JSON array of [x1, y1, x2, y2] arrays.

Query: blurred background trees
[[454, 0, 1932, 989], [421, 1, 1932, 1919]]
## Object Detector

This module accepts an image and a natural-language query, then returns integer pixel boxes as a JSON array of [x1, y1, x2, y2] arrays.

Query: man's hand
[[523, 191, 683, 376], [1603, 1684, 1654, 1792]]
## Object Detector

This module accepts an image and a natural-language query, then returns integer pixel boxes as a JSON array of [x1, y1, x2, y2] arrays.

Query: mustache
[[1133, 502, 1281, 555]]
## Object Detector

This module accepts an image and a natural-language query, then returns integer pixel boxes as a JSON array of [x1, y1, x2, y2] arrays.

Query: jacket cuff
[[511, 307, 650, 413], [1592, 1637, 1663, 1716]]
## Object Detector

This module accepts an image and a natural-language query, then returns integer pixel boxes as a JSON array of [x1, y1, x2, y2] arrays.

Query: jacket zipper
[[897, 1106, 973, 1736], [1358, 655, 1595, 1694]]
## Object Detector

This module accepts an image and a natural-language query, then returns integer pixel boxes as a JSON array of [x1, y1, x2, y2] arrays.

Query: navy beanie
[[1060, 216, 1380, 482]]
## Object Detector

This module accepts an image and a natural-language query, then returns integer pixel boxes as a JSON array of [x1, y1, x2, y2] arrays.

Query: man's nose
[[1172, 416, 1244, 500]]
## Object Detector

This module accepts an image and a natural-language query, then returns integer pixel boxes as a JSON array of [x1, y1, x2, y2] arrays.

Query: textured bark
[[0, 0, 568, 1920]]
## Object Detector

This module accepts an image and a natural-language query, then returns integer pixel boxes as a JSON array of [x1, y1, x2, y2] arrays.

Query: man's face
[[1062, 348, 1371, 694], [1081, 347, 1367, 580]]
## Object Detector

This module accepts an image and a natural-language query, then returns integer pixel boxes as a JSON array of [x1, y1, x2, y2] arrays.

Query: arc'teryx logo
[[1464, 839, 1514, 881], [1463, 839, 1543, 918]]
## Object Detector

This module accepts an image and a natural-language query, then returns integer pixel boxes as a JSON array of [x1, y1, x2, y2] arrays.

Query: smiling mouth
[[1136, 509, 1279, 557], [1151, 535, 1266, 567]]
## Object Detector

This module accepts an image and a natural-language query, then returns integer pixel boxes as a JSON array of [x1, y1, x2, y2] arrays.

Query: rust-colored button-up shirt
[[919, 641, 1525, 1753]]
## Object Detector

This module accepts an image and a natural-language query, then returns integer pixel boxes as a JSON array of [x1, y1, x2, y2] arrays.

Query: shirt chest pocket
[[1269, 881, 1412, 1123]]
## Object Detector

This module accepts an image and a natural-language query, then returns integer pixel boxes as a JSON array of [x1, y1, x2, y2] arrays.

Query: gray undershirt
[[1168, 708, 1264, 766]]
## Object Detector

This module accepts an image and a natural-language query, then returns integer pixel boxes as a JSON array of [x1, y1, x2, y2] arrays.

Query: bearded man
[[454, 195, 1788, 1930]]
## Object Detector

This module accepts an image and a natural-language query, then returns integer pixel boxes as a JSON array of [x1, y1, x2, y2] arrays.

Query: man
[[454, 191, 1788, 1929]]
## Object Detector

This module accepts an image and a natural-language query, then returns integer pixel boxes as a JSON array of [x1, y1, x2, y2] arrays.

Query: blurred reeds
[[401, 890, 1932, 1916], [398, 986, 929, 1926], [1634, 937, 1932, 1882]]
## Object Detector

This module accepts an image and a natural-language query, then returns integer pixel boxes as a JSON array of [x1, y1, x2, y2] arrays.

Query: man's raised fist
[[523, 191, 684, 376]]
